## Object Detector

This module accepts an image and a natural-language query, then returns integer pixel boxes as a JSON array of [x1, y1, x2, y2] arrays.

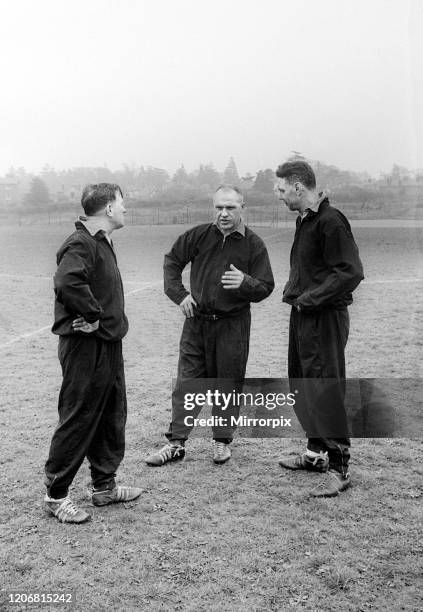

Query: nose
[[274, 184, 283, 199], [221, 208, 229, 217]]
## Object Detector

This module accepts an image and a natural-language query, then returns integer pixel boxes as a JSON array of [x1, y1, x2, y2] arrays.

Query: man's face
[[213, 190, 244, 234], [274, 178, 302, 212], [108, 192, 127, 229]]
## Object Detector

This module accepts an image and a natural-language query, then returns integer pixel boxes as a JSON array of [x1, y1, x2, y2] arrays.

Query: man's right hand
[[72, 317, 100, 333], [179, 294, 197, 318]]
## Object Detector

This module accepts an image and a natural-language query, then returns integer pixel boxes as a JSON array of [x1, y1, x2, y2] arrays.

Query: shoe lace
[[311, 452, 328, 466], [315, 473, 331, 487], [214, 442, 226, 458], [61, 498, 79, 516], [158, 444, 181, 461]]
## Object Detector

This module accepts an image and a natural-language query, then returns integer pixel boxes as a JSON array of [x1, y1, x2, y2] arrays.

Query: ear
[[294, 182, 303, 195]]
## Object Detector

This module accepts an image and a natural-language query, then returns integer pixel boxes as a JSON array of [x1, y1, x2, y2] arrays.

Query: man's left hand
[[221, 264, 244, 290]]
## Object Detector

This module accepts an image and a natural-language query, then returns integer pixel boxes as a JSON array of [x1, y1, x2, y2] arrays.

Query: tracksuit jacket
[[52, 221, 128, 341], [164, 222, 275, 314], [283, 198, 364, 311]]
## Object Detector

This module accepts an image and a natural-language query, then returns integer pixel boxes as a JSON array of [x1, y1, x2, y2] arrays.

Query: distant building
[[55, 184, 82, 203], [374, 173, 423, 206], [0, 177, 19, 207]]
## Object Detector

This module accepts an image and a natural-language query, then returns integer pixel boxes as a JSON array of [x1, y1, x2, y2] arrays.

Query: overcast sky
[[0, 0, 422, 177]]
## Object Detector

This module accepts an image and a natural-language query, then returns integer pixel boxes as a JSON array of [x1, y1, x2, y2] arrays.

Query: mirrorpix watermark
[[182, 386, 296, 431]]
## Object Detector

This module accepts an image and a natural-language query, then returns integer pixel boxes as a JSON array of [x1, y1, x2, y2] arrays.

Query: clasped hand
[[72, 317, 100, 333]]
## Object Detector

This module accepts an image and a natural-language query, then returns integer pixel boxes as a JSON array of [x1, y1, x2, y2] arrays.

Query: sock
[[170, 440, 185, 447], [305, 449, 328, 459], [45, 495, 67, 502]]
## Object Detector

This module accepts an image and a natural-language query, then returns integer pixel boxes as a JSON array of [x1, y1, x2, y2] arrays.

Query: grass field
[[0, 221, 422, 612]]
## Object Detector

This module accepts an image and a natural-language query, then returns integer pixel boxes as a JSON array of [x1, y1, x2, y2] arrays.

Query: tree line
[[5, 156, 420, 212]]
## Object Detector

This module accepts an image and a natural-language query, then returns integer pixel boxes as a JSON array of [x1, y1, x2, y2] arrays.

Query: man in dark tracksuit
[[146, 185, 274, 466], [275, 161, 364, 497], [44, 183, 141, 523]]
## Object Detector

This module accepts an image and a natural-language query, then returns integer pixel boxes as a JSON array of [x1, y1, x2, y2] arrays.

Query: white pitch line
[[0, 280, 164, 350], [361, 279, 421, 284], [0, 231, 280, 287], [1, 269, 421, 350], [0, 273, 155, 285], [125, 279, 163, 296], [259, 232, 283, 241], [0, 273, 51, 280], [0, 324, 53, 349]]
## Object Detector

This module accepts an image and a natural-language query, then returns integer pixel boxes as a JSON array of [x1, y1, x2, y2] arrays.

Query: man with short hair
[[275, 161, 363, 497], [44, 183, 141, 523], [146, 185, 274, 466]]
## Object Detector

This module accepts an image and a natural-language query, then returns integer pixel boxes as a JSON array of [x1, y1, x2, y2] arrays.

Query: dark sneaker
[[44, 496, 91, 523], [213, 441, 231, 464], [309, 470, 351, 497], [279, 452, 329, 472], [91, 485, 142, 507], [145, 443, 185, 466]]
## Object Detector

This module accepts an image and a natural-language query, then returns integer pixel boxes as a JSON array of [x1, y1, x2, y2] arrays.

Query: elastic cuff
[[46, 486, 68, 499], [91, 478, 116, 492], [329, 465, 349, 476]]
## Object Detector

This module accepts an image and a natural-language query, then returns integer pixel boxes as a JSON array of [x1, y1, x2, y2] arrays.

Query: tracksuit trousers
[[45, 335, 127, 499], [165, 310, 251, 443], [288, 307, 350, 475]]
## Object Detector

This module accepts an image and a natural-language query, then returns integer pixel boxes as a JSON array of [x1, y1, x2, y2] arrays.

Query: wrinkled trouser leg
[[166, 312, 251, 443], [288, 308, 350, 474], [45, 336, 127, 498]]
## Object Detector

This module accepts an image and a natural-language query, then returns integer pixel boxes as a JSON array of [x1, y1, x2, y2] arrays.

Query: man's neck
[[299, 190, 318, 213]]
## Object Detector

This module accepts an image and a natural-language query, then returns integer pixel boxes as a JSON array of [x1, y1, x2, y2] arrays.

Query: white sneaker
[[44, 495, 91, 523], [91, 485, 142, 506], [212, 441, 231, 464], [145, 443, 186, 466]]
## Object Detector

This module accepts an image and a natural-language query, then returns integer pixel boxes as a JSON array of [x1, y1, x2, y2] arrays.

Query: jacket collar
[[298, 193, 329, 224], [213, 219, 246, 237], [75, 216, 110, 242]]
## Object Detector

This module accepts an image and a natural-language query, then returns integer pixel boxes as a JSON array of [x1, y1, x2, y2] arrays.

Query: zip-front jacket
[[283, 198, 364, 311], [164, 223, 274, 315], [52, 221, 129, 341]]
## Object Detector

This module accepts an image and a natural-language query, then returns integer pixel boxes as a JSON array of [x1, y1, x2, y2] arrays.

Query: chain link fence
[[1, 200, 421, 227]]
